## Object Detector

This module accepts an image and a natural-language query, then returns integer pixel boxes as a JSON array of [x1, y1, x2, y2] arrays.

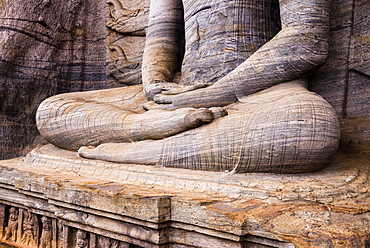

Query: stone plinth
[[0, 144, 369, 247]]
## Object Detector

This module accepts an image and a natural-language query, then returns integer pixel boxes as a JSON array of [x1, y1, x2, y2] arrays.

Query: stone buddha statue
[[36, 0, 340, 173]]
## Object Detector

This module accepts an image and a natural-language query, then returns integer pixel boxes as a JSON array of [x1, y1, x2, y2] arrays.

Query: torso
[[181, 0, 281, 85]]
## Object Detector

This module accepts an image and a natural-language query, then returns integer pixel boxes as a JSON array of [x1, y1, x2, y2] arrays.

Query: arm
[[154, 0, 330, 109], [141, 0, 185, 100]]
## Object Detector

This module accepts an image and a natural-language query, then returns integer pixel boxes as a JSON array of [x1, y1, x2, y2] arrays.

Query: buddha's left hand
[[145, 80, 209, 101]]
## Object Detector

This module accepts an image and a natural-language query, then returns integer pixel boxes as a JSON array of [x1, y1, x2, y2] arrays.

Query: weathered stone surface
[[107, 0, 150, 87], [347, 0, 370, 118], [22, 143, 370, 209], [0, 0, 369, 247], [310, 0, 370, 120], [0, 0, 108, 159], [309, 0, 353, 116]]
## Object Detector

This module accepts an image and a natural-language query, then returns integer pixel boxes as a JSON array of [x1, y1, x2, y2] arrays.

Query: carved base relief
[[0, 204, 140, 248]]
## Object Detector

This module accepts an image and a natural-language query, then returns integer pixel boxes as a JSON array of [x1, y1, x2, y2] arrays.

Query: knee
[[236, 91, 340, 173], [266, 92, 340, 173], [36, 95, 79, 128]]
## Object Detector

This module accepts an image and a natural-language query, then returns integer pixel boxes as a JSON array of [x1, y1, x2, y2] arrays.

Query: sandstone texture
[[0, 0, 369, 247]]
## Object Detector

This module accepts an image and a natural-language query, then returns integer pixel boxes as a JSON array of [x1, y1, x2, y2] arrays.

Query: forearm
[[142, 0, 184, 89], [216, 0, 330, 99], [153, 0, 330, 109], [157, 82, 237, 109]]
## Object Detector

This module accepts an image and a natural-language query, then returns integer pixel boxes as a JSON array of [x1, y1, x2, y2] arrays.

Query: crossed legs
[[78, 81, 340, 173]]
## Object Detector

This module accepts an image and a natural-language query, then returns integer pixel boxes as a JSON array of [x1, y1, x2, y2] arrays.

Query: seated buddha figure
[[36, 0, 340, 173]]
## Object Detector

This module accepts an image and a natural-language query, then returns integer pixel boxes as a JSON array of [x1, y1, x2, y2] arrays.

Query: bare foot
[[135, 108, 212, 139], [78, 141, 161, 164], [78, 144, 124, 162], [184, 108, 213, 128], [77, 108, 215, 163], [209, 107, 228, 119]]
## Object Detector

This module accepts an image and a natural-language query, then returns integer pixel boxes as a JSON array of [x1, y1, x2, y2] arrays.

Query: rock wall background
[[0, 0, 108, 159], [310, 0, 370, 146], [0, 0, 369, 159], [310, 0, 370, 118]]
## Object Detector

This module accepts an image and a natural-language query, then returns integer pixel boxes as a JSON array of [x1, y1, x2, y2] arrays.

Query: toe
[[78, 146, 95, 158], [184, 109, 213, 128], [209, 107, 228, 119]]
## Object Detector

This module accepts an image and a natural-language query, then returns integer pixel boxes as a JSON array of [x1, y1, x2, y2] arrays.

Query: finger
[[145, 82, 182, 99], [143, 101, 170, 110], [145, 81, 168, 100], [143, 101, 158, 110], [145, 88, 163, 100], [143, 100, 175, 110], [161, 88, 184, 95], [160, 82, 181, 91], [154, 94, 174, 104], [185, 83, 208, 91], [162, 84, 207, 95]]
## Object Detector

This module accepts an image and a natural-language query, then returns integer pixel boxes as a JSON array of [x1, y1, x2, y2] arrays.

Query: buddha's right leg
[[36, 85, 213, 151]]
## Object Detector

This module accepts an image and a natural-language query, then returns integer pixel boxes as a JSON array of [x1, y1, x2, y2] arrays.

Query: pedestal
[[0, 144, 369, 247]]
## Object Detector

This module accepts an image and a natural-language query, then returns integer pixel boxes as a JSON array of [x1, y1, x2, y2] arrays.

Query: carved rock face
[[41, 216, 52, 231], [107, 0, 149, 34], [9, 207, 18, 221], [76, 230, 88, 248], [106, 0, 149, 86]]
